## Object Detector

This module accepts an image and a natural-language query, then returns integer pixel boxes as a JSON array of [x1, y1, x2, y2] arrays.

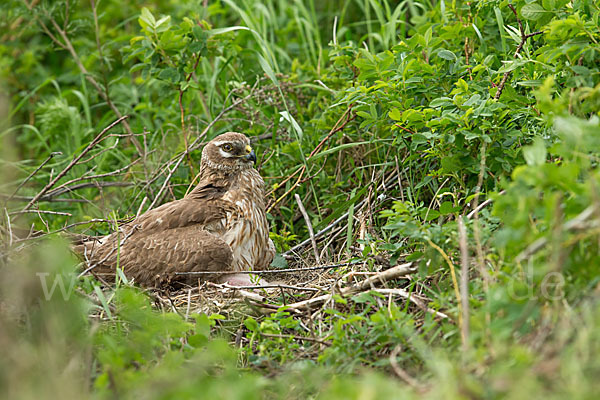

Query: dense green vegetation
[[1, 0, 600, 398]]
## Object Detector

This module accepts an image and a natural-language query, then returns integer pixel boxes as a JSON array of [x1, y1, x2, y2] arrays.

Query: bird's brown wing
[[82, 180, 240, 286], [130, 180, 237, 236], [92, 225, 233, 286]]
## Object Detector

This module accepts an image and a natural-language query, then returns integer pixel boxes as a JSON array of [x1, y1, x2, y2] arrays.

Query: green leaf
[[430, 97, 453, 108], [517, 80, 543, 87], [279, 111, 303, 140], [389, 108, 402, 121], [437, 49, 457, 61], [497, 59, 530, 74], [189, 41, 206, 53], [270, 253, 288, 269], [421, 209, 440, 221], [463, 94, 481, 107], [439, 201, 458, 215], [332, 294, 347, 304], [521, 3, 551, 21], [523, 137, 547, 166], [494, 6, 507, 53], [310, 141, 372, 161], [542, 0, 556, 9], [155, 15, 171, 33], [139, 7, 156, 31], [244, 317, 259, 331], [258, 54, 279, 85], [208, 26, 252, 36], [158, 67, 180, 83], [188, 333, 208, 348], [192, 26, 208, 41], [93, 284, 112, 319]]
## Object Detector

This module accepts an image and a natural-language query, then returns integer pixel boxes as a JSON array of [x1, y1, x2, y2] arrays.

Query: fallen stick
[[278, 262, 415, 312], [220, 283, 320, 292]]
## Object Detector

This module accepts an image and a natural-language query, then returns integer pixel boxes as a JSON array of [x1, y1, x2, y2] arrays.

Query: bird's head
[[201, 132, 257, 172]]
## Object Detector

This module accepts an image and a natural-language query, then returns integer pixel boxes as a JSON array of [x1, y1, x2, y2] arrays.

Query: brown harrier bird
[[76, 132, 275, 287]]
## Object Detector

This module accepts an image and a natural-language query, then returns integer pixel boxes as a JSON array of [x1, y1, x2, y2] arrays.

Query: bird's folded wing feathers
[[127, 181, 239, 235], [109, 226, 233, 284]]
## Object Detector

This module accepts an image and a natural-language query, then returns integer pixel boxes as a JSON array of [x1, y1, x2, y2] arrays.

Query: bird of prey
[[76, 132, 275, 287]]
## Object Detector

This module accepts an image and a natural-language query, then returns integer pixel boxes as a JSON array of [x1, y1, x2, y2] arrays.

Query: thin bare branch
[[10, 209, 72, 216], [294, 194, 320, 264], [458, 216, 470, 350], [19, 116, 128, 214], [494, 5, 544, 100], [5, 152, 62, 205], [13, 218, 112, 242], [175, 260, 361, 276], [26, 2, 143, 155]]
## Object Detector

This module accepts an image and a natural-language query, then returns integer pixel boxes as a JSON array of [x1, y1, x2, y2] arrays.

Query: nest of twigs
[[142, 257, 448, 333]]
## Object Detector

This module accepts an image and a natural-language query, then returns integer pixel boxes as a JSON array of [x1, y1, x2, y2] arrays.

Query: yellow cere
[[245, 145, 253, 153]]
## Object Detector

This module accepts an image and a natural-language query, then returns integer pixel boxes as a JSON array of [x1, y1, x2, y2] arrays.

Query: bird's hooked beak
[[245, 145, 256, 164]]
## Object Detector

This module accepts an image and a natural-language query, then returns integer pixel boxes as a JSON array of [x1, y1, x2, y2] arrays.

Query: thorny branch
[[494, 4, 544, 100]]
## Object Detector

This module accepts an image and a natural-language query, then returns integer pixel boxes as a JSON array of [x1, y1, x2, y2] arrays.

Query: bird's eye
[[222, 144, 233, 152]]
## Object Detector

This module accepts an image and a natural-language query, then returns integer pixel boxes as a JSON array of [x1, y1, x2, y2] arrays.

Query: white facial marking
[[219, 148, 233, 158]]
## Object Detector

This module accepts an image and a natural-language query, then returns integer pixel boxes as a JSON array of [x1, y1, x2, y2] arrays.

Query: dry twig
[[4, 152, 62, 205], [175, 261, 360, 276], [263, 263, 415, 312], [294, 194, 320, 264], [458, 216, 470, 349], [19, 116, 128, 215]]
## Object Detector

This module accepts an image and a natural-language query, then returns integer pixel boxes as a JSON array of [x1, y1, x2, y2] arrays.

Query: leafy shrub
[[1, 0, 600, 399]]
